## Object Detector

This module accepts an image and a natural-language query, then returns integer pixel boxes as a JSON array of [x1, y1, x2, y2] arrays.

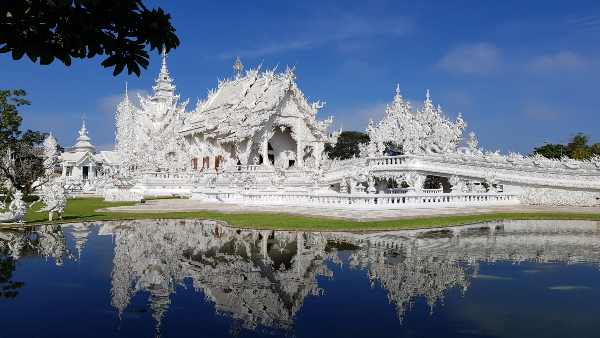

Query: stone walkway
[[98, 199, 600, 222]]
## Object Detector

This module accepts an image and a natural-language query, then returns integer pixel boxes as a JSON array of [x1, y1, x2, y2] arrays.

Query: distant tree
[[0, 0, 179, 76], [534, 132, 599, 161], [325, 131, 370, 160], [566, 132, 590, 159], [533, 143, 567, 159], [0, 90, 50, 196]]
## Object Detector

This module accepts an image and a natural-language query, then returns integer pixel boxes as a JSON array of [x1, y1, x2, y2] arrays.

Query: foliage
[[534, 132, 600, 161], [0, 0, 179, 76], [0, 90, 49, 196], [532, 143, 566, 159], [0, 248, 25, 299], [423, 175, 442, 189], [325, 131, 370, 160]]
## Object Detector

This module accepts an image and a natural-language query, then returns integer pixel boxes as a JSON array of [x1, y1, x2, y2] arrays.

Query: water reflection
[[1, 219, 600, 336]]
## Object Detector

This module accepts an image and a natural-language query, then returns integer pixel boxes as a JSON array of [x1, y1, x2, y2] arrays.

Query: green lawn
[[3, 197, 599, 230]]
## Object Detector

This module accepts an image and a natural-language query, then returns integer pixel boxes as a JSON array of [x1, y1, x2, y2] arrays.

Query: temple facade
[[180, 57, 341, 171], [48, 53, 600, 207], [60, 116, 105, 178], [114, 54, 340, 174]]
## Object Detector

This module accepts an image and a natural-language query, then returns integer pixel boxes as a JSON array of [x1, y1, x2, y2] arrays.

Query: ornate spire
[[73, 115, 95, 152], [124, 82, 129, 101], [43, 131, 59, 177], [233, 55, 244, 77], [79, 115, 88, 138], [152, 49, 176, 99], [423, 89, 434, 111], [393, 84, 403, 106]]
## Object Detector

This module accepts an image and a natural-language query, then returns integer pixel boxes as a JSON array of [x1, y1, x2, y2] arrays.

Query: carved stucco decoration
[[98, 56, 600, 207], [31, 178, 69, 221], [365, 85, 467, 155], [181, 60, 341, 169], [519, 186, 600, 207], [115, 54, 190, 174]]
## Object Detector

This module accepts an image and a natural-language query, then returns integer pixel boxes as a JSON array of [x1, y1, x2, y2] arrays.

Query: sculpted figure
[[0, 191, 28, 223], [31, 180, 69, 221]]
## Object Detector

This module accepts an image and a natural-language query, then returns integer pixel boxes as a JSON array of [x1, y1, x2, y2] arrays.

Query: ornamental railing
[[191, 188, 519, 209]]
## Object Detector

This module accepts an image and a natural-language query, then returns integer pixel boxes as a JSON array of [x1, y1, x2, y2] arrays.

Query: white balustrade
[[190, 188, 518, 210]]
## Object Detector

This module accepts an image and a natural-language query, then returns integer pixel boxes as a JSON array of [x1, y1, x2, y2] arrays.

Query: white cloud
[[217, 10, 413, 60], [522, 104, 563, 122], [527, 51, 587, 73], [436, 43, 503, 76], [328, 102, 389, 133], [341, 60, 384, 79], [440, 90, 476, 112], [99, 89, 149, 115]]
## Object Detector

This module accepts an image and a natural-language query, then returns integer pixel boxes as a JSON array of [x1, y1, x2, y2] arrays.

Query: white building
[[73, 53, 600, 207], [60, 116, 117, 178]]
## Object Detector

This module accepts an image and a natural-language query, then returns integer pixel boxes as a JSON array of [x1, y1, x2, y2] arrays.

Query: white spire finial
[[233, 55, 244, 75], [125, 82, 129, 100], [160, 49, 168, 74]]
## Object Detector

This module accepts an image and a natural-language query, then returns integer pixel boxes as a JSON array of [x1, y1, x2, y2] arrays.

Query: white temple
[[60, 116, 118, 178], [52, 53, 600, 207]]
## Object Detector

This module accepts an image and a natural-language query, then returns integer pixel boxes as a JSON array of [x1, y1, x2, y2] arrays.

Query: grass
[[2, 197, 598, 231]]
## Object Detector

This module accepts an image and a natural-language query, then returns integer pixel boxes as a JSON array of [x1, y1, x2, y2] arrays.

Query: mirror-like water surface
[[1, 219, 599, 337]]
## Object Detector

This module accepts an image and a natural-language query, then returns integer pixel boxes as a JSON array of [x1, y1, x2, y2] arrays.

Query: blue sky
[[1, 0, 599, 154]]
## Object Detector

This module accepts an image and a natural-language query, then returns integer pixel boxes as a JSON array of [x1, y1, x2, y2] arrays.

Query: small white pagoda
[[60, 116, 105, 178]]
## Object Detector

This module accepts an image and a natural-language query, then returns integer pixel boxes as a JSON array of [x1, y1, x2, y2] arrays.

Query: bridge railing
[[191, 188, 519, 209], [367, 155, 405, 166]]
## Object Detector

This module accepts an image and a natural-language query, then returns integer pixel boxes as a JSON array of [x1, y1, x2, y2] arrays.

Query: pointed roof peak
[[161, 49, 168, 72], [233, 55, 244, 75], [79, 115, 88, 137], [73, 115, 95, 152], [153, 50, 176, 98]]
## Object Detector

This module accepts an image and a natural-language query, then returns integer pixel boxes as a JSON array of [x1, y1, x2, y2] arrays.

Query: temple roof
[[181, 61, 337, 142], [72, 115, 95, 152]]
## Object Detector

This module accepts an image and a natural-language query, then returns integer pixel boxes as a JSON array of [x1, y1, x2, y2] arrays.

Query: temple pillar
[[314, 142, 324, 168], [296, 140, 303, 168], [62, 166, 66, 177], [261, 138, 269, 166]]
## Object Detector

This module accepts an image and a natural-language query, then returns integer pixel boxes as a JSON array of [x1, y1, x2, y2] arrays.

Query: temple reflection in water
[[1, 219, 600, 335]]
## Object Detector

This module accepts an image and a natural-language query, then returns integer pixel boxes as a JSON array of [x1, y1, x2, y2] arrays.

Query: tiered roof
[[181, 61, 338, 144]]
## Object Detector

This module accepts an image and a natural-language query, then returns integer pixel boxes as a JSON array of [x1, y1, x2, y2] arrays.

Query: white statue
[[0, 191, 29, 223], [30, 179, 69, 221]]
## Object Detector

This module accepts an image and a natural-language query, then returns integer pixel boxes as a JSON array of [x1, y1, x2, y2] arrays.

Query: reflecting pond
[[1, 219, 600, 337]]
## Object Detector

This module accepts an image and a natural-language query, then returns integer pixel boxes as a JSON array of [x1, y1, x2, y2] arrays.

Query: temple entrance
[[82, 167, 89, 179], [269, 127, 297, 167]]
